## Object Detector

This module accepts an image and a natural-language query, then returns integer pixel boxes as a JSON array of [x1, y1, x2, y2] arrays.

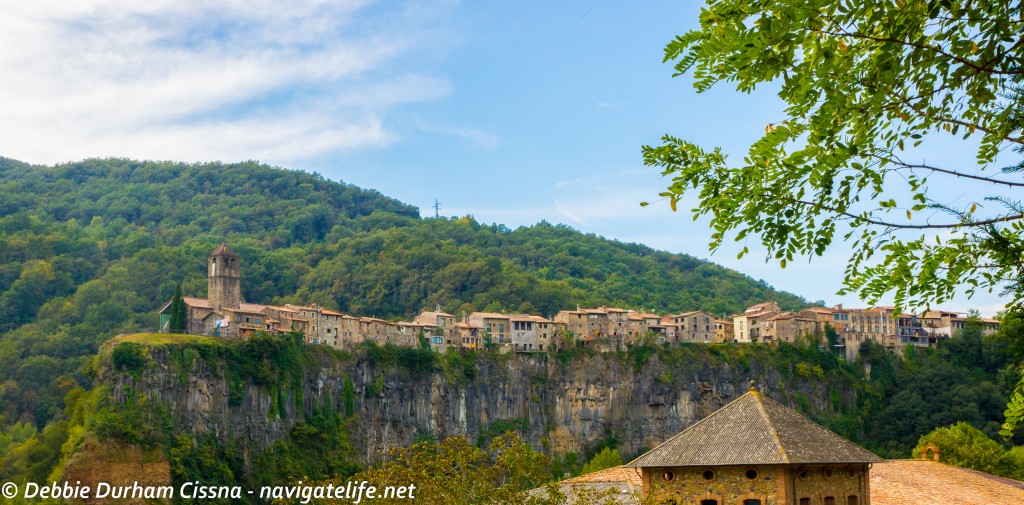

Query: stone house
[[626, 383, 882, 505], [553, 306, 632, 349], [467, 312, 511, 346], [509, 314, 555, 352], [760, 311, 820, 345], [714, 319, 734, 342], [454, 322, 482, 349], [664, 310, 717, 344], [413, 310, 457, 347], [733, 302, 783, 342]]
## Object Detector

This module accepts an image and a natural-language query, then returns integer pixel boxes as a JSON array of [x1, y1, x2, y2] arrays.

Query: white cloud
[[0, 0, 456, 165], [414, 117, 499, 149]]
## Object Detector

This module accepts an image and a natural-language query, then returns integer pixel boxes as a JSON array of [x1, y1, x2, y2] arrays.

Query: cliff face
[[106, 344, 857, 467]]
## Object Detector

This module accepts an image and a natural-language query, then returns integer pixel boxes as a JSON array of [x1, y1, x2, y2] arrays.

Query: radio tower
[[432, 198, 441, 218]]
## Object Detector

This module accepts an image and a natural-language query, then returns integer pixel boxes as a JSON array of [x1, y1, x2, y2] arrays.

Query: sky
[[0, 0, 1014, 316]]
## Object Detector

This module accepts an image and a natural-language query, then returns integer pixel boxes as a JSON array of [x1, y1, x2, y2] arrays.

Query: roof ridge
[[625, 389, 757, 467], [752, 392, 789, 463], [757, 394, 881, 462]]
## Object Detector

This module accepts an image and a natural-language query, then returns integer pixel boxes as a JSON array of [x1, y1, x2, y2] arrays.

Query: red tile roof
[[560, 466, 642, 486], [870, 460, 1024, 504]]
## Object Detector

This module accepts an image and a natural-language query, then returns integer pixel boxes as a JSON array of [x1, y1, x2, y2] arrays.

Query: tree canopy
[[645, 0, 1024, 437], [645, 0, 1024, 310]]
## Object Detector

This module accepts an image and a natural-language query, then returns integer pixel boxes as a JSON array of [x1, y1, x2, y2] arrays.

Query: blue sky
[[0, 1, 1011, 315]]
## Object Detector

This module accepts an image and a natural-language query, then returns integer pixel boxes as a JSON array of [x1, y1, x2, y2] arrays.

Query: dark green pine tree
[[168, 283, 187, 332]]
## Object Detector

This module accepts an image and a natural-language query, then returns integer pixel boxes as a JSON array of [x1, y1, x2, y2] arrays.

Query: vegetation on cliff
[[0, 157, 807, 433]]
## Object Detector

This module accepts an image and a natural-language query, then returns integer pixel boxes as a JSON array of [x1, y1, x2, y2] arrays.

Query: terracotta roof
[[470, 312, 508, 319], [803, 307, 835, 313], [763, 312, 795, 322], [224, 303, 270, 313], [209, 243, 240, 258], [179, 297, 269, 314], [870, 460, 1024, 505], [508, 314, 553, 323], [528, 465, 641, 504], [560, 466, 642, 487], [921, 310, 963, 319], [182, 296, 212, 308], [626, 388, 882, 467]]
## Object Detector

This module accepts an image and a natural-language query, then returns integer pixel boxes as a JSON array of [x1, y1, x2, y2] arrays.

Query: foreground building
[[626, 383, 882, 505], [546, 382, 1024, 504], [544, 458, 1024, 505]]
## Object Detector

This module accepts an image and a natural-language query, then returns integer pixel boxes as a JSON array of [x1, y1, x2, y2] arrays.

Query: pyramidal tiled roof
[[626, 385, 882, 467], [209, 243, 240, 258]]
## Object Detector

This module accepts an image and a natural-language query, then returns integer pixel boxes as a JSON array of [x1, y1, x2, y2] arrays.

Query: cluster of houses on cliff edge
[[159, 245, 1000, 358]]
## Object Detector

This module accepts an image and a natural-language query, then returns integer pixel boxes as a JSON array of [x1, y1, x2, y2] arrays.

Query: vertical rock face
[[109, 348, 856, 467]]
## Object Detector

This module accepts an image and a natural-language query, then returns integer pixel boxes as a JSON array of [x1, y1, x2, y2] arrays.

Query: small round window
[[823, 467, 834, 479], [702, 469, 716, 481], [847, 466, 858, 478], [798, 468, 809, 479], [745, 468, 759, 480], [662, 470, 676, 482]]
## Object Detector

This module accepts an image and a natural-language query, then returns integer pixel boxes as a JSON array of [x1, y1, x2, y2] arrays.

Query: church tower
[[208, 244, 240, 311]]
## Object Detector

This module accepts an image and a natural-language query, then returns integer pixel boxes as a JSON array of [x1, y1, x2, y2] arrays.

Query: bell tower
[[208, 244, 240, 311]]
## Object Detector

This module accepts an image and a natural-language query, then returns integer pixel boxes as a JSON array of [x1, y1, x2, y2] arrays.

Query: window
[[743, 501, 762, 505], [847, 496, 859, 505], [824, 498, 835, 505], [745, 468, 759, 480], [701, 470, 715, 481], [700, 500, 718, 505], [661, 470, 675, 482], [799, 499, 811, 505]]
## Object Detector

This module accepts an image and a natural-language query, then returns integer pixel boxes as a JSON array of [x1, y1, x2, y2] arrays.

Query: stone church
[[158, 244, 271, 337]]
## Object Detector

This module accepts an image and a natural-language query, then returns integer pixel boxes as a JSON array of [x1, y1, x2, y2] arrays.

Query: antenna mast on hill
[[433, 198, 441, 218]]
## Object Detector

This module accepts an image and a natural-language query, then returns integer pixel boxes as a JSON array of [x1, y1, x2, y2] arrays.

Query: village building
[[920, 310, 1000, 338], [509, 314, 555, 352], [553, 306, 634, 349], [467, 312, 511, 346], [540, 446, 1024, 505], [714, 319, 734, 342], [161, 247, 999, 361], [554, 307, 604, 343], [759, 311, 820, 345], [454, 322, 482, 349], [413, 309, 457, 347], [636, 313, 668, 341], [159, 245, 245, 336], [732, 301, 783, 342], [664, 310, 717, 343], [625, 382, 883, 505]]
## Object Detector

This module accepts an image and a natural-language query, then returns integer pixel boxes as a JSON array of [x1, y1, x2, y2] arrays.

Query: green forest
[[0, 157, 805, 428], [2, 158, 1023, 499]]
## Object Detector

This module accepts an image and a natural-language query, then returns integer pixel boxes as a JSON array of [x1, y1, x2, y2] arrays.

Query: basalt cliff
[[65, 334, 861, 489]]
